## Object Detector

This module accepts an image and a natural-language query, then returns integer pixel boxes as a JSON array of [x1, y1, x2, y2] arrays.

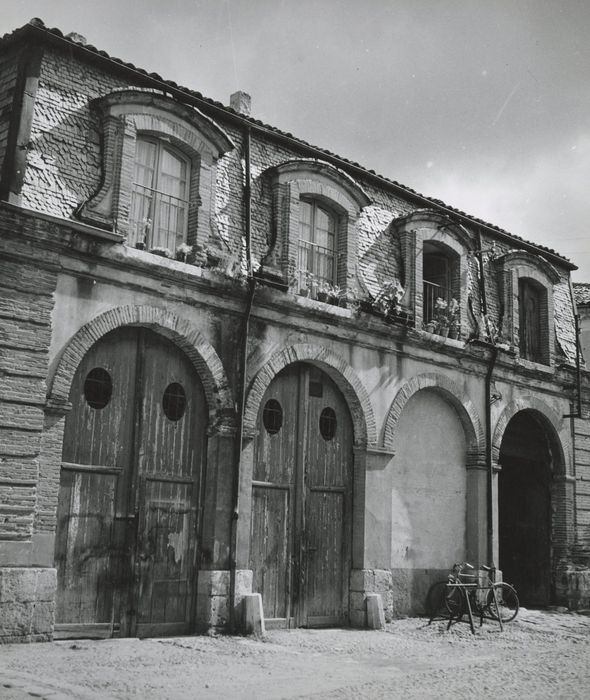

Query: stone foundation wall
[[0, 567, 56, 643], [195, 569, 253, 630], [349, 569, 394, 627]]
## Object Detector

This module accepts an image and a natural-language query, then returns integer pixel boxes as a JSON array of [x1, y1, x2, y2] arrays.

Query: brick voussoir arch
[[492, 396, 567, 471], [243, 343, 377, 448], [48, 305, 233, 427], [384, 373, 484, 461]]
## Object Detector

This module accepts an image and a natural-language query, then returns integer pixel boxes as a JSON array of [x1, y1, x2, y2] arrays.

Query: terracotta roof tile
[[0, 18, 576, 269]]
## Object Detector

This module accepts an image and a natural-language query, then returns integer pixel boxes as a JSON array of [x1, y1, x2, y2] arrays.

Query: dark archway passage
[[498, 411, 553, 606]]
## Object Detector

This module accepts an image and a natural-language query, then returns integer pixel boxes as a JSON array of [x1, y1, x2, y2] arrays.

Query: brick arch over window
[[383, 373, 484, 466], [78, 90, 234, 246], [47, 305, 234, 431], [391, 209, 472, 333], [491, 397, 567, 472], [243, 343, 377, 448], [494, 250, 559, 365], [261, 160, 371, 290]]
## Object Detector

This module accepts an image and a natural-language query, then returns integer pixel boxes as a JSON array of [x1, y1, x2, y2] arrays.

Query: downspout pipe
[[475, 227, 496, 567], [228, 125, 255, 632], [485, 345, 498, 568], [563, 275, 582, 419]]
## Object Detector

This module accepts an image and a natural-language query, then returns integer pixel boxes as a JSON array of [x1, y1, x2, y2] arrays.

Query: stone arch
[[492, 396, 567, 472], [47, 305, 234, 430], [383, 372, 484, 465], [243, 343, 377, 448], [392, 209, 473, 252]]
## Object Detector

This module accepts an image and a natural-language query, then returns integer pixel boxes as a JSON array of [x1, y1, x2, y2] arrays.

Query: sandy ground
[[1, 608, 589, 699]]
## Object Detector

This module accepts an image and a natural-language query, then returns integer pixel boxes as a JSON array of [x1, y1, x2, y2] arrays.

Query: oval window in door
[[83, 367, 113, 409], [319, 407, 337, 440], [262, 399, 283, 435], [163, 382, 186, 421]]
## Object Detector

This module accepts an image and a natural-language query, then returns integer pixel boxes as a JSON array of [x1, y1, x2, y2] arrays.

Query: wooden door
[[250, 363, 352, 627], [54, 328, 205, 638]]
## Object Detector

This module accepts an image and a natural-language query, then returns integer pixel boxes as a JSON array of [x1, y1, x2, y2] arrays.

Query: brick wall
[[0, 44, 23, 179], [574, 414, 590, 560], [0, 210, 57, 542]]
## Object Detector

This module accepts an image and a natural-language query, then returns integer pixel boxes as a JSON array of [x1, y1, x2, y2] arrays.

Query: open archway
[[498, 409, 560, 605]]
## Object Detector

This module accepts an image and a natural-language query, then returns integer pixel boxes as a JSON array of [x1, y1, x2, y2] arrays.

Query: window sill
[[125, 246, 205, 275], [294, 294, 354, 318], [419, 329, 465, 347], [516, 357, 553, 373]]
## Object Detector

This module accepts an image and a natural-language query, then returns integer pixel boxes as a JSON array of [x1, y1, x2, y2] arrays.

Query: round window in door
[[163, 382, 187, 421], [319, 407, 337, 440], [83, 367, 112, 409]]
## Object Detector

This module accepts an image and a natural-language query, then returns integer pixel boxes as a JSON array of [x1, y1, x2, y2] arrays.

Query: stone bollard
[[242, 593, 265, 637], [366, 592, 386, 630]]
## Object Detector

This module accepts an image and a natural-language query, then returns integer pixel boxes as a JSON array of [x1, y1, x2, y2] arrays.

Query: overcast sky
[[3, 0, 589, 280]]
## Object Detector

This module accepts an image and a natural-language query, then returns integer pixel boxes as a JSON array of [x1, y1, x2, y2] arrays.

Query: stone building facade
[[1, 19, 589, 642]]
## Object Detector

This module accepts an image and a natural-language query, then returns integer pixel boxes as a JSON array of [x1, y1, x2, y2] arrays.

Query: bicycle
[[447, 562, 519, 625], [426, 562, 519, 633]]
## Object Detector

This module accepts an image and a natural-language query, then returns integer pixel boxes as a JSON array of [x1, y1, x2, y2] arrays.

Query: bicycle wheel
[[486, 582, 519, 622], [425, 580, 448, 617], [445, 585, 464, 618]]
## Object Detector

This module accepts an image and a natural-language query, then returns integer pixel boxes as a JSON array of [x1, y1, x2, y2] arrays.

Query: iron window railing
[[128, 183, 189, 252], [297, 239, 336, 288], [423, 280, 446, 323]]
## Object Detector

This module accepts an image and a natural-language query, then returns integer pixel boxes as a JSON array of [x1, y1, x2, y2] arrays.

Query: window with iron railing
[[423, 249, 451, 323], [128, 137, 190, 252], [297, 199, 337, 289]]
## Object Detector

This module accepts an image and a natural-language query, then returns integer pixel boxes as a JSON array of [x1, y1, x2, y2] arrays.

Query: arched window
[[519, 278, 544, 363], [129, 137, 190, 252], [298, 198, 337, 288], [422, 241, 459, 326]]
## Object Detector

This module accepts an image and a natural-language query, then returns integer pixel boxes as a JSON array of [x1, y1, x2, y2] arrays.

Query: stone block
[[242, 593, 265, 637], [349, 609, 366, 628], [366, 593, 386, 630], [31, 601, 55, 635], [349, 591, 366, 612], [0, 601, 32, 637], [234, 569, 253, 597], [0, 567, 56, 603], [197, 570, 230, 596], [349, 568, 371, 591]]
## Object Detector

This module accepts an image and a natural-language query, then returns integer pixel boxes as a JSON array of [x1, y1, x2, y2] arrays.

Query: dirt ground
[[1, 608, 589, 699]]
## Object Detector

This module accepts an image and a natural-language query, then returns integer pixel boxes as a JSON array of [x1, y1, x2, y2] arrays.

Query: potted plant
[[372, 280, 404, 320], [316, 280, 331, 303], [175, 242, 193, 263], [432, 297, 460, 338], [149, 246, 173, 258], [298, 270, 316, 297]]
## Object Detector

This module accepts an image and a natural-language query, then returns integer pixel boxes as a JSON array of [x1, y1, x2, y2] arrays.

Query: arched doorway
[[392, 388, 468, 571], [54, 327, 207, 638], [498, 410, 553, 606], [249, 363, 353, 627]]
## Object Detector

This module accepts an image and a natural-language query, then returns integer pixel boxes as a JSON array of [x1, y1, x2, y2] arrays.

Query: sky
[[2, 0, 589, 280]]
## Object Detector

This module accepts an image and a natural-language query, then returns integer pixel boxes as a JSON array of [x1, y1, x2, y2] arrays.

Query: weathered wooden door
[[54, 327, 206, 638], [250, 363, 352, 627]]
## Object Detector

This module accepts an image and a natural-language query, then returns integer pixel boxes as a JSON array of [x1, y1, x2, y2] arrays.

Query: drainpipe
[[475, 228, 496, 568], [485, 345, 498, 568], [228, 125, 255, 632], [563, 275, 582, 419]]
